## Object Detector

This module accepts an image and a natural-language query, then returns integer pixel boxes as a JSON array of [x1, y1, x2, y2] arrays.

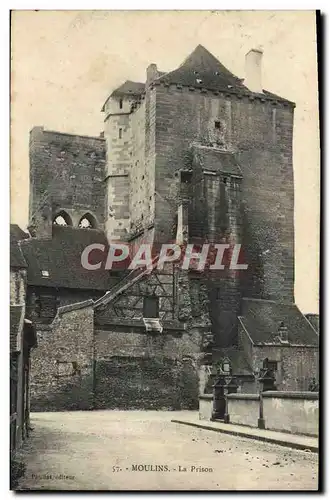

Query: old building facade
[[10, 225, 37, 451], [15, 45, 318, 411]]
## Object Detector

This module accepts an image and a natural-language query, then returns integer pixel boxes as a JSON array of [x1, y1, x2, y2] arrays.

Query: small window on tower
[[215, 120, 221, 130], [180, 171, 192, 184], [53, 215, 67, 226], [263, 359, 278, 373], [119, 128, 123, 139], [119, 99, 123, 109], [143, 296, 159, 319]]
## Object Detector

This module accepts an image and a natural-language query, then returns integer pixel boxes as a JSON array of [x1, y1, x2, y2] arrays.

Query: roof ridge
[[157, 45, 247, 93], [94, 254, 161, 308], [42, 129, 105, 141]]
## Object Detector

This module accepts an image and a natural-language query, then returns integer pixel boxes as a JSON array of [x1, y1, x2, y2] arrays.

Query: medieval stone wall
[[152, 85, 294, 303], [142, 87, 157, 235], [93, 328, 201, 410], [188, 162, 243, 347], [93, 265, 210, 410], [252, 344, 319, 392], [129, 100, 155, 233], [238, 322, 319, 391], [29, 264, 210, 411], [30, 302, 94, 411], [29, 127, 106, 238]]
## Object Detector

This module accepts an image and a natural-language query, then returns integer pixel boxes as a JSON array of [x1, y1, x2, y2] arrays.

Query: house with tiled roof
[[20, 225, 120, 324], [10, 224, 37, 452], [25, 45, 318, 411]]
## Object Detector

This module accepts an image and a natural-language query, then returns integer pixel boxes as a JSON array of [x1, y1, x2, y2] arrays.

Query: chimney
[[146, 63, 159, 85], [244, 48, 263, 94]]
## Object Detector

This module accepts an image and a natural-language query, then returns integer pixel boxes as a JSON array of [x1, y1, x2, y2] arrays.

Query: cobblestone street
[[15, 411, 318, 491]]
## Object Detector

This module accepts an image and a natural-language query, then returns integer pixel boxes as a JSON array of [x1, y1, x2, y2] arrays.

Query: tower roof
[[111, 80, 145, 97], [158, 44, 247, 93], [103, 45, 294, 109], [239, 298, 319, 346], [102, 80, 145, 111]]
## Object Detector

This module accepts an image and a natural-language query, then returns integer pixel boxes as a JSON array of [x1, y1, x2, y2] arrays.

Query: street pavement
[[15, 410, 318, 491]]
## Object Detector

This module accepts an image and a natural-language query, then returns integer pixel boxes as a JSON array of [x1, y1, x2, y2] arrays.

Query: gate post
[[257, 368, 276, 429], [224, 376, 238, 423], [211, 375, 226, 420]]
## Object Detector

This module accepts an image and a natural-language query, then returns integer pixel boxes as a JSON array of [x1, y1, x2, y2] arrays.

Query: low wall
[[262, 391, 319, 436], [31, 302, 94, 411], [227, 394, 260, 428], [199, 395, 213, 420]]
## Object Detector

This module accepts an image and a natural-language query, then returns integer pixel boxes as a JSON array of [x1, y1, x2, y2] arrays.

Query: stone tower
[[29, 127, 106, 239], [103, 45, 295, 346]]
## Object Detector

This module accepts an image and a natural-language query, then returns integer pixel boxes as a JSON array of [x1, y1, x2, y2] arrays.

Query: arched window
[[53, 211, 72, 226], [78, 213, 97, 229]]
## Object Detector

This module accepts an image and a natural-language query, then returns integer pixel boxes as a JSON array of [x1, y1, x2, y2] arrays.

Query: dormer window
[[278, 321, 289, 343], [41, 270, 49, 278]]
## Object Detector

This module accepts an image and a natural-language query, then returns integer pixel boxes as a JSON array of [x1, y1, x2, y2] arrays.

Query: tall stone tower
[[103, 45, 295, 346]]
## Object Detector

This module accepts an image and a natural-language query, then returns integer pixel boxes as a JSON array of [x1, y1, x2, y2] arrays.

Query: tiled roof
[[239, 298, 319, 346], [10, 305, 23, 351], [111, 80, 145, 97], [102, 80, 145, 111], [10, 224, 29, 241], [20, 225, 118, 291], [213, 347, 253, 376], [305, 314, 319, 333], [192, 145, 243, 177], [10, 224, 29, 269], [94, 255, 161, 308], [104, 46, 293, 110], [158, 45, 247, 93]]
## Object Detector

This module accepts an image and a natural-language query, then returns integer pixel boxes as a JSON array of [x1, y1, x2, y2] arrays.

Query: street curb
[[171, 419, 318, 454]]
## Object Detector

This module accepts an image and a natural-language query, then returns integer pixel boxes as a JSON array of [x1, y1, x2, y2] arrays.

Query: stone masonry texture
[[30, 304, 94, 411], [29, 127, 106, 238], [27, 46, 318, 411]]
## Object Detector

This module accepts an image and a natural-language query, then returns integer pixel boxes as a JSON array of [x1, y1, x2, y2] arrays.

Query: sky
[[10, 10, 320, 313]]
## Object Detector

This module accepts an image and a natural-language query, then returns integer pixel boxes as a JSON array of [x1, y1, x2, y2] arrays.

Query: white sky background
[[10, 10, 320, 314]]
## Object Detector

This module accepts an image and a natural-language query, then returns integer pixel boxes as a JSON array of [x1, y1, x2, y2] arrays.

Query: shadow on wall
[[31, 357, 200, 412], [241, 209, 266, 299], [30, 373, 94, 412], [94, 356, 199, 411]]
